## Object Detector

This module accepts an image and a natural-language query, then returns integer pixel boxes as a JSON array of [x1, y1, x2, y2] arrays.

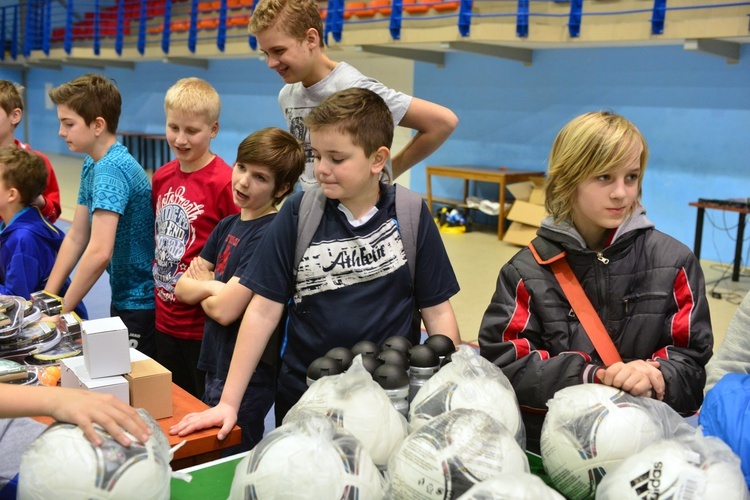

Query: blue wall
[[413, 44, 750, 265], [1, 43, 748, 265]]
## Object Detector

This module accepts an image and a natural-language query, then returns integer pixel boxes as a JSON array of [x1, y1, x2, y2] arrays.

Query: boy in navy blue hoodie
[[0, 147, 86, 318]]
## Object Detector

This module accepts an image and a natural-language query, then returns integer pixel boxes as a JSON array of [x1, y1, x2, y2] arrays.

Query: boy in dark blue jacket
[[0, 147, 86, 318]]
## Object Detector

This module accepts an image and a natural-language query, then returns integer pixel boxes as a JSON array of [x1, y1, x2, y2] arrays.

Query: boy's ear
[[8, 108, 22, 127], [210, 121, 219, 138], [305, 27, 319, 48], [273, 182, 291, 200], [370, 146, 390, 175], [6, 186, 21, 204], [92, 116, 107, 136]]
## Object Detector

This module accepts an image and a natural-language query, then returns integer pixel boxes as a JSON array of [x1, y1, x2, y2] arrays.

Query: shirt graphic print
[[295, 218, 407, 302], [154, 185, 204, 303]]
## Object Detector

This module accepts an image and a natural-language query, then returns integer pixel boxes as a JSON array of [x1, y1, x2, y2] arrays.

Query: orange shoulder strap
[[529, 241, 622, 366]]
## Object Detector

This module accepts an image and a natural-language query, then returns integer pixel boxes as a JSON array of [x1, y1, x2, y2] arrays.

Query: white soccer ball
[[541, 385, 664, 500], [230, 415, 383, 499], [18, 412, 171, 500], [286, 356, 407, 467], [456, 472, 565, 500], [387, 408, 528, 499], [409, 346, 523, 444], [596, 435, 749, 500]]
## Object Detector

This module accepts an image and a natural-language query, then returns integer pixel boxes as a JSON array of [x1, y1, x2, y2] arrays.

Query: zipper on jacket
[[596, 252, 610, 264]]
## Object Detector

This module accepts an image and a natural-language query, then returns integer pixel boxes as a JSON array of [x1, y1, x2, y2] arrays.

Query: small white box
[[60, 356, 129, 404], [81, 317, 131, 379]]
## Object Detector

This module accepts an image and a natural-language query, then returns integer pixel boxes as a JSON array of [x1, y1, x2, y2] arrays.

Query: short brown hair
[[164, 77, 221, 124], [48, 73, 121, 134], [304, 88, 393, 159], [0, 147, 47, 205], [249, 0, 324, 48], [545, 111, 648, 223], [0, 80, 24, 124], [236, 127, 305, 205]]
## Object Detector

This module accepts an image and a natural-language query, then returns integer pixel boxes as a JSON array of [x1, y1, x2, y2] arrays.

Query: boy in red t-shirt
[[152, 77, 238, 398], [0, 80, 61, 222]]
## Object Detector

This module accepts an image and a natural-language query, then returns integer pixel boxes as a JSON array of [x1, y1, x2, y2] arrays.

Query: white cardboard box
[[81, 317, 131, 379], [60, 356, 129, 404]]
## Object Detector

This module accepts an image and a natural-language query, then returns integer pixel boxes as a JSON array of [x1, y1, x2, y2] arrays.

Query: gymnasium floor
[[45, 151, 748, 351]]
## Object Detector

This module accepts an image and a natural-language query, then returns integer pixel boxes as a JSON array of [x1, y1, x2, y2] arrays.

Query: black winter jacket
[[479, 206, 713, 452]]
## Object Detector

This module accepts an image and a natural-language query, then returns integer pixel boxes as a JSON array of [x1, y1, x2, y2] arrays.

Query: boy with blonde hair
[[46, 74, 154, 352], [152, 77, 238, 398], [0, 147, 86, 318], [171, 88, 461, 440], [479, 111, 712, 452], [248, 0, 458, 190], [175, 127, 305, 453], [0, 80, 61, 222]]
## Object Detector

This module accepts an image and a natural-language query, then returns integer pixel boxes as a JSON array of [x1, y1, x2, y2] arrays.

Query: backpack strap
[[528, 237, 623, 366], [394, 184, 422, 283], [293, 184, 422, 282], [294, 186, 327, 273]]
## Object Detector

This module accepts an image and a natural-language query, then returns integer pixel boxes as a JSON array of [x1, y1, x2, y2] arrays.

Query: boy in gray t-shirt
[[249, 0, 459, 190]]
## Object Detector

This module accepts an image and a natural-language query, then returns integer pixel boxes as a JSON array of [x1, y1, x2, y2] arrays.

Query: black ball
[[439, 350, 453, 368], [373, 363, 409, 390], [408, 344, 439, 368], [351, 340, 380, 358], [325, 347, 354, 371], [424, 334, 455, 357], [381, 336, 413, 354], [306, 356, 343, 381], [360, 354, 382, 375], [377, 348, 410, 372]]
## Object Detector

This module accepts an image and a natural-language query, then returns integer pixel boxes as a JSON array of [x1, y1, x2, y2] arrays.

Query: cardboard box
[[82, 317, 131, 379], [507, 200, 548, 227], [60, 356, 129, 404], [529, 187, 546, 206], [503, 221, 540, 246], [506, 181, 535, 202], [125, 356, 173, 419]]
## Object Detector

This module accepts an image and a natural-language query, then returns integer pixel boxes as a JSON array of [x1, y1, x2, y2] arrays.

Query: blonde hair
[[48, 73, 121, 134], [0, 80, 24, 125], [164, 77, 221, 124], [0, 146, 47, 205], [235, 127, 305, 205], [544, 111, 648, 223], [248, 0, 324, 48]]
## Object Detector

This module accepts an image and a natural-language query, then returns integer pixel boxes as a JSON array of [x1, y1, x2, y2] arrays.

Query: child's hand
[[185, 258, 213, 281], [48, 388, 152, 447], [596, 360, 665, 400], [169, 402, 238, 441]]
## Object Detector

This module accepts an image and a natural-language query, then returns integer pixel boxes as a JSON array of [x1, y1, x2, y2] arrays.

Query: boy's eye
[[597, 174, 610, 182], [253, 173, 268, 182], [331, 157, 344, 164], [626, 173, 639, 182]]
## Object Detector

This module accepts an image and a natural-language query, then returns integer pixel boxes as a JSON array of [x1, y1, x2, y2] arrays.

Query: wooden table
[[690, 200, 749, 282], [34, 383, 241, 470], [426, 165, 546, 239]]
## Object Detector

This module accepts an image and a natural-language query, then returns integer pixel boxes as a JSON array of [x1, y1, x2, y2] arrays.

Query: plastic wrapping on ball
[[456, 472, 565, 500], [229, 415, 384, 499], [540, 384, 694, 500], [284, 354, 407, 467], [386, 408, 529, 499], [596, 429, 749, 500], [17, 409, 172, 500], [408, 345, 525, 447]]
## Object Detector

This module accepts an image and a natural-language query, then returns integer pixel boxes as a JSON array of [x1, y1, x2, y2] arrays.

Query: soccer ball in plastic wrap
[[18, 409, 171, 500], [541, 385, 666, 500], [387, 408, 528, 499], [285, 355, 407, 467], [456, 472, 565, 500], [596, 431, 749, 500], [229, 415, 383, 499], [408, 345, 524, 446]]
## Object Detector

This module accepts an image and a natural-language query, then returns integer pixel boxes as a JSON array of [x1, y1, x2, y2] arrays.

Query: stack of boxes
[[60, 317, 173, 419], [503, 178, 548, 246]]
